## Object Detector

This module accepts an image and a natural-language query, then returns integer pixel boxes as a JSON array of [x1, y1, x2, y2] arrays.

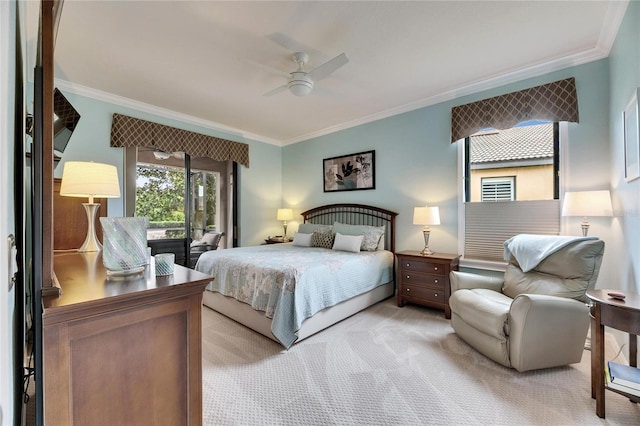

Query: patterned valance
[[451, 77, 579, 143], [110, 113, 250, 167]]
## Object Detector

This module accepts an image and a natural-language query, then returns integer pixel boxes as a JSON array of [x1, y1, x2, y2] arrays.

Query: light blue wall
[[283, 60, 612, 259], [608, 0, 640, 293], [55, 91, 282, 247]]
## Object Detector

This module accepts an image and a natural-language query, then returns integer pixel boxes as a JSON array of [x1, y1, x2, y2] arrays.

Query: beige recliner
[[449, 235, 605, 372]]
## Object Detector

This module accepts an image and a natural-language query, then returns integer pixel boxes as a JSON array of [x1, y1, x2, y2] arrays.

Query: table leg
[[590, 311, 596, 399], [593, 303, 605, 418], [630, 334, 637, 368]]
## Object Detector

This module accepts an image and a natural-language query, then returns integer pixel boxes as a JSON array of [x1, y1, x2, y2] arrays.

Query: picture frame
[[323, 150, 375, 192], [623, 88, 640, 182]]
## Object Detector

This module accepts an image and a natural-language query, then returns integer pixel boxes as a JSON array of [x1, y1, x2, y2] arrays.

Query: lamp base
[[79, 203, 102, 252], [581, 218, 590, 237], [419, 228, 434, 256], [420, 246, 434, 256]]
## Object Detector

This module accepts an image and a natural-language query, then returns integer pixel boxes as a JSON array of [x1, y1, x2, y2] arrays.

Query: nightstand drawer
[[401, 271, 444, 288], [400, 259, 446, 276], [401, 285, 445, 304]]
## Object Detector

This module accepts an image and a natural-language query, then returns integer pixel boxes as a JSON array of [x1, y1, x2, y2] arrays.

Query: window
[[462, 121, 561, 263], [125, 147, 234, 266], [481, 177, 515, 202]]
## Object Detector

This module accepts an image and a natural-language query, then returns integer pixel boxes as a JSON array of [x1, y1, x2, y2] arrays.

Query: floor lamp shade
[[60, 161, 121, 252]]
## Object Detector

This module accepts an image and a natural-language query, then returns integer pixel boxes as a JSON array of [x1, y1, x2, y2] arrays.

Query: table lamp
[[277, 208, 294, 241], [413, 206, 440, 255], [60, 161, 121, 252], [561, 190, 613, 236]]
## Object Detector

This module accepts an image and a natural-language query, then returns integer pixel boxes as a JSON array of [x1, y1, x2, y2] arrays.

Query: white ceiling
[[32, 1, 628, 146]]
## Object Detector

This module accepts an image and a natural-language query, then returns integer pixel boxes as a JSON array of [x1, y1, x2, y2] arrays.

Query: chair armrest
[[449, 271, 504, 293], [508, 294, 590, 371]]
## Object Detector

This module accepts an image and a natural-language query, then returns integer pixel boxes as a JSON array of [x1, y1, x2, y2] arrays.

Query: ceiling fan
[[263, 51, 349, 97]]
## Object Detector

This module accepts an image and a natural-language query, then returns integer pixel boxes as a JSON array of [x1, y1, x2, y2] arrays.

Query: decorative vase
[[100, 217, 149, 276]]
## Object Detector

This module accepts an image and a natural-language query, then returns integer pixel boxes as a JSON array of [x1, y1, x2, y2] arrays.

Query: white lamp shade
[[562, 190, 613, 217], [276, 208, 294, 221], [60, 161, 121, 199], [413, 206, 441, 226]]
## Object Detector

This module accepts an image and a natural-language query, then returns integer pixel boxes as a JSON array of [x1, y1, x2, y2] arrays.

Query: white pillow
[[332, 232, 363, 253], [292, 232, 313, 247]]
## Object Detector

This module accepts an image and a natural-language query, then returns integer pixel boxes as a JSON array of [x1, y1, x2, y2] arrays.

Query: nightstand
[[396, 251, 460, 319], [264, 236, 287, 244]]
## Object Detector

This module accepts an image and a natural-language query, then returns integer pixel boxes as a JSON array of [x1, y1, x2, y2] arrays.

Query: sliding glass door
[[126, 147, 234, 267]]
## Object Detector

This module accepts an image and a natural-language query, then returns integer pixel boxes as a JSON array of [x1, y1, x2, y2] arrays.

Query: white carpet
[[202, 299, 639, 425]]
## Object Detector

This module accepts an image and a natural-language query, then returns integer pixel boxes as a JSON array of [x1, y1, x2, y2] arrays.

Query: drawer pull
[[406, 263, 410, 267], [434, 293, 438, 297], [406, 275, 410, 279], [434, 267, 438, 271], [406, 288, 410, 292], [434, 279, 438, 284]]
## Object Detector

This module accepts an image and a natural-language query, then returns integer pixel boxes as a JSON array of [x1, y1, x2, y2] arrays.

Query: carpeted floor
[[202, 298, 640, 425]]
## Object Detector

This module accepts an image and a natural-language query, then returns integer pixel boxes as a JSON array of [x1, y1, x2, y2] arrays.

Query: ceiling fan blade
[[307, 53, 349, 81], [266, 32, 322, 58], [263, 85, 289, 97]]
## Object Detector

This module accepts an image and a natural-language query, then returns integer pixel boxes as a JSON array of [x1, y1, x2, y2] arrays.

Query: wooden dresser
[[43, 252, 213, 425], [396, 251, 460, 319]]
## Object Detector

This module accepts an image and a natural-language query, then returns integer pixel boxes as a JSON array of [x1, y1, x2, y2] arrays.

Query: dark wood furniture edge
[[587, 289, 640, 418]]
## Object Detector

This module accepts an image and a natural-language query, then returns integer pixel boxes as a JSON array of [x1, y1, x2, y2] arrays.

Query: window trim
[[457, 122, 565, 270]]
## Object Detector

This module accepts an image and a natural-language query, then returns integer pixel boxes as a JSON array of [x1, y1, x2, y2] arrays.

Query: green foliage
[[136, 166, 186, 222]]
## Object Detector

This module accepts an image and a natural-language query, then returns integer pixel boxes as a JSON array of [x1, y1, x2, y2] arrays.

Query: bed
[[195, 204, 397, 348]]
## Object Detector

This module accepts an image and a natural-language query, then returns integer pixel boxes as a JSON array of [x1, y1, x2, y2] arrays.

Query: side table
[[396, 251, 460, 319], [586, 289, 640, 418]]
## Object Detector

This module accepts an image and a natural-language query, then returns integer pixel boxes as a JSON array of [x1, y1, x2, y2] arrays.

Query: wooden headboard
[[300, 204, 398, 252]]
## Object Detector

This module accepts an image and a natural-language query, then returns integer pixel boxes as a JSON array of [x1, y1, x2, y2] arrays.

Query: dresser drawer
[[401, 271, 444, 289], [400, 285, 445, 304], [400, 259, 446, 276]]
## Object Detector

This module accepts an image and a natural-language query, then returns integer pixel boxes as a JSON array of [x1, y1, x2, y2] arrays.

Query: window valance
[[451, 77, 579, 143], [110, 113, 250, 167]]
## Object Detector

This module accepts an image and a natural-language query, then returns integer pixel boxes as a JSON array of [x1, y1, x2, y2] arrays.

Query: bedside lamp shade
[[562, 190, 612, 236], [277, 208, 294, 241], [60, 161, 121, 252], [413, 206, 440, 255]]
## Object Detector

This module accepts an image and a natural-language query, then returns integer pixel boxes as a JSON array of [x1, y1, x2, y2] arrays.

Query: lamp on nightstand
[[60, 161, 121, 252], [413, 206, 440, 255], [277, 208, 294, 241], [562, 190, 612, 236]]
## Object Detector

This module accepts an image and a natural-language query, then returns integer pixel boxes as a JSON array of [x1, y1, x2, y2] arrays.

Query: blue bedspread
[[195, 243, 394, 348]]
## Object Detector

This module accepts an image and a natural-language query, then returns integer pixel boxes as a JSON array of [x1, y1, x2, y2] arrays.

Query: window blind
[[464, 199, 560, 262]]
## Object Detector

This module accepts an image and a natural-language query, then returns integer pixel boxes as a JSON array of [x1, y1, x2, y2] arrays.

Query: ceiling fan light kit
[[288, 73, 314, 96]]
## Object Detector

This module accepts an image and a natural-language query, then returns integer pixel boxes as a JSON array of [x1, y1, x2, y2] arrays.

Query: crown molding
[[282, 2, 629, 146], [55, 1, 628, 149], [53, 79, 283, 147], [282, 45, 612, 146]]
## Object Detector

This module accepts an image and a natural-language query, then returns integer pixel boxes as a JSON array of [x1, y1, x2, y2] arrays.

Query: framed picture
[[323, 150, 375, 192], [623, 88, 640, 182]]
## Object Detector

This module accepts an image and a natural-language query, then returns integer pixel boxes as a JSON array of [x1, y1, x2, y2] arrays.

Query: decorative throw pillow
[[332, 222, 386, 251], [311, 231, 335, 249], [332, 233, 363, 253], [292, 232, 313, 247]]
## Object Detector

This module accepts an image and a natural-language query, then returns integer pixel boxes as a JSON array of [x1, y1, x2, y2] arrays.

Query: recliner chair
[[449, 235, 604, 372]]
